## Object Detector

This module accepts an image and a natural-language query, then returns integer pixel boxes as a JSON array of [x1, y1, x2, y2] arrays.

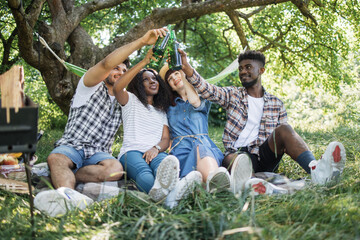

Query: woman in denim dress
[[160, 64, 230, 192]]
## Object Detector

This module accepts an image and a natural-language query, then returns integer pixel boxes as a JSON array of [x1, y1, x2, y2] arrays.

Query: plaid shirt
[[55, 82, 122, 159], [187, 70, 287, 158]]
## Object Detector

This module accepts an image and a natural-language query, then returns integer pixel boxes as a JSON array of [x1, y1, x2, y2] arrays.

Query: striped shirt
[[187, 70, 287, 159], [118, 92, 168, 159]]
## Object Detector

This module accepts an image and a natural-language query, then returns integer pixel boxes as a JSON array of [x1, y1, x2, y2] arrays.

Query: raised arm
[[84, 28, 167, 87], [113, 49, 154, 105], [179, 48, 233, 109], [181, 72, 201, 108]]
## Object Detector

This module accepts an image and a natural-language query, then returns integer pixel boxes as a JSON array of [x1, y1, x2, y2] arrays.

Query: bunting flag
[[37, 34, 86, 77], [206, 58, 239, 84]]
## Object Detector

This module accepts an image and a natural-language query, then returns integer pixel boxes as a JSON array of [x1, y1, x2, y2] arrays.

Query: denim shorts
[[50, 145, 117, 173]]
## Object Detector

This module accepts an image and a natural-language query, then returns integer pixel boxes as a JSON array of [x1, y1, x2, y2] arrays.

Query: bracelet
[[153, 145, 161, 151]]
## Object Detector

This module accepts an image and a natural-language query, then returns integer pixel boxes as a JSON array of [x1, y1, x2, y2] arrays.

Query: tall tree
[[4, 0, 360, 114]]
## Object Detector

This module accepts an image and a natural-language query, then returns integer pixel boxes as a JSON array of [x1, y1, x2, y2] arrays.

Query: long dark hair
[[164, 69, 180, 106], [127, 68, 171, 112]]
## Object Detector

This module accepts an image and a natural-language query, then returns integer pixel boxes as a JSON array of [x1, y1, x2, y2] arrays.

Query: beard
[[241, 78, 258, 88], [105, 76, 114, 86]]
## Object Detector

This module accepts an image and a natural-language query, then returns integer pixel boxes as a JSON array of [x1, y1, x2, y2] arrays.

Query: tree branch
[[47, 0, 66, 26], [68, 0, 129, 31], [226, 10, 249, 50], [222, 26, 235, 59], [8, 0, 43, 68], [291, 0, 318, 25], [101, 0, 291, 55], [0, 28, 19, 73]]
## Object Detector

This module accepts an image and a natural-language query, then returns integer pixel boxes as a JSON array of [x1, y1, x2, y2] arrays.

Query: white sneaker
[[34, 187, 94, 217], [149, 155, 180, 202], [165, 171, 202, 209], [206, 167, 231, 193], [245, 178, 288, 196], [230, 153, 253, 195], [309, 141, 346, 185]]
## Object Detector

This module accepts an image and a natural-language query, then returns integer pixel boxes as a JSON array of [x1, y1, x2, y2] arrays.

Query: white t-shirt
[[118, 92, 168, 159], [72, 76, 115, 108], [234, 95, 264, 148]]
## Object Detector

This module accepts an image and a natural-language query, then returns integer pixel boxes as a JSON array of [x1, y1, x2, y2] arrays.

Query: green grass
[[1, 123, 359, 239]]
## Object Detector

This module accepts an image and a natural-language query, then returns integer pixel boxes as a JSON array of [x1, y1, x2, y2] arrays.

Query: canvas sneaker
[[149, 155, 180, 202], [165, 170, 202, 209], [245, 178, 288, 196], [34, 187, 94, 217], [309, 141, 346, 185], [206, 167, 231, 193], [230, 153, 253, 196]]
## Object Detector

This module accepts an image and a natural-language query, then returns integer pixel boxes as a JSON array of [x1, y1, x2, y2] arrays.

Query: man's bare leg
[[223, 124, 310, 171], [268, 123, 310, 160], [222, 153, 239, 173], [47, 153, 76, 189], [75, 159, 123, 183]]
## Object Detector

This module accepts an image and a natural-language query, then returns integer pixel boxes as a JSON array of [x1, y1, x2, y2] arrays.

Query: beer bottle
[[149, 26, 171, 70], [169, 30, 182, 70]]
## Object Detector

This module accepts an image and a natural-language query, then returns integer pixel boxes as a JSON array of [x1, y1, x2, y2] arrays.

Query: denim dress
[[167, 97, 224, 178]]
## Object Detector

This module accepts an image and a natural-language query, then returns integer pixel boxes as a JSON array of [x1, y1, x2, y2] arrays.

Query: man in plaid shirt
[[179, 49, 346, 193]]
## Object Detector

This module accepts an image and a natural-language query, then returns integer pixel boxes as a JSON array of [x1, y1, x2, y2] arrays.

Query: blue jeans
[[120, 151, 168, 193]]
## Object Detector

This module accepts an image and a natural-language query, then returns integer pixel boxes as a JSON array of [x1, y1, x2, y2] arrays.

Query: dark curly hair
[[123, 58, 130, 68], [163, 69, 180, 107], [238, 50, 266, 67], [127, 68, 171, 112]]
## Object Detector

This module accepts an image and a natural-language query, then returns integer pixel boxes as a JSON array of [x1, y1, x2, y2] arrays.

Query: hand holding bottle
[[178, 49, 194, 77], [141, 28, 168, 46]]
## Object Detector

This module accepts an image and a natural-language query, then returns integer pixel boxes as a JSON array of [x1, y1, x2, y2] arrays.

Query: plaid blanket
[[75, 180, 138, 201]]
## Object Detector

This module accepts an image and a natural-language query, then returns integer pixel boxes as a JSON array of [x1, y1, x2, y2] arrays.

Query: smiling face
[[142, 70, 159, 96], [166, 70, 185, 91], [105, 63, 128, 86], [238, 59, 264, 88]]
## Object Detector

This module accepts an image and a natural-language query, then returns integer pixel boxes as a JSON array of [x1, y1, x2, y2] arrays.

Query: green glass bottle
[[149, 26, 172, 70], [169, 30, 182, 71]]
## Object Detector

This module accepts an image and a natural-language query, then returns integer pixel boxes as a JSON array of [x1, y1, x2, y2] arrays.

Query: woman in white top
[[113, 49, 174, 194]]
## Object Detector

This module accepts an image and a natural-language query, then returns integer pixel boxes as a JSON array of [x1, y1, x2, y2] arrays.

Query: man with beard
[[178, 49, 346, 194]]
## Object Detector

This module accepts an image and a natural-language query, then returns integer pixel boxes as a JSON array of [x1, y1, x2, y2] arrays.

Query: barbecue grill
[[0, 96, 38, 233]]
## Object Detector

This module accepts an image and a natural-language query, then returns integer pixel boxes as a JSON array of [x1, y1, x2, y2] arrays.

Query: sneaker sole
[[230, 154, 253, 195], [327, 142, 346, 173], [34, 188, 93, 217], [175, 171, 202, 201], [149, 155, 180, 202], [324, 142, 346, 182], [207, 167, 230, 193], [34, 190, 68, 217]]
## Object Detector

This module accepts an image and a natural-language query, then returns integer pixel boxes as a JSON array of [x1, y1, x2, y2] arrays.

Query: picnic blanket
[[75, 180, 138, 201]]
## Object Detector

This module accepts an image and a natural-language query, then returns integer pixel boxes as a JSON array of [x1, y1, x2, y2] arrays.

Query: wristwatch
[[154, 145, 161, 152]]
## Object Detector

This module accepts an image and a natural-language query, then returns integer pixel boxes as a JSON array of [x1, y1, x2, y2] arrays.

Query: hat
[[159, 63, 170, 81]]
